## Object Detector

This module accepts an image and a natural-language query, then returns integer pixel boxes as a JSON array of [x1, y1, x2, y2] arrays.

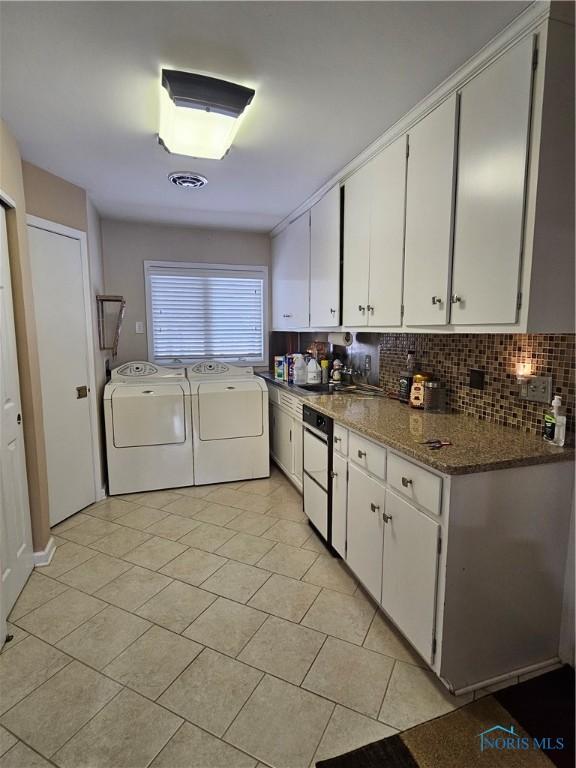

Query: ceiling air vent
[[168, 172, 208, 189]]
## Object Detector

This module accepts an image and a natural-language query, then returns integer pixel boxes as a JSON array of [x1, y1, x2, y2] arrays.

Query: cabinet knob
[[330, 470, 338, 478], [451, 295, 462, 304], [282, 313, 293, 318], [383, 512, 393, 523], [431, 296, 442, 306], [401, 476, 412, 487], [357, 449, 366, 459], [358, 305, 366, 313], [330, 308, 336, 315], [367, 304, 374, 314], [370, 503, 380, 513], [334, 436, 341, 443]]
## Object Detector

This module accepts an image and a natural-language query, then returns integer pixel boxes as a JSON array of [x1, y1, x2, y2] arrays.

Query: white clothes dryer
[[187, 361, 269, 485], [104, 361, 194, 495]]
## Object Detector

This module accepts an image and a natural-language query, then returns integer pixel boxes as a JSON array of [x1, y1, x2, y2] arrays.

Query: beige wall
[[101, 218, 271, 363], [22, 162, 88, 232], [0, 121, 51, 551]]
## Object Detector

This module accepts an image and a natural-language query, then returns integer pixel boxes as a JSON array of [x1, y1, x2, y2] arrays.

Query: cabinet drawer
[[333, 424, 348, 456], [267, 384, 280, 404], [349, 432, 386, 480], [278, 391, 303, 420], [387, 453, 442, 516]]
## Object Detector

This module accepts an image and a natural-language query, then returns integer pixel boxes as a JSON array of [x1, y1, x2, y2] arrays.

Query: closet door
[[403, 95, 458, 326], [368, 136, 407, 327], [342, 163, 371, 326], [451, 36, 534, 325]]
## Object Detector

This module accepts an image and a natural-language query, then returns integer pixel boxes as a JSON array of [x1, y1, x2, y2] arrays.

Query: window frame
[[144, 260, 269, 366]]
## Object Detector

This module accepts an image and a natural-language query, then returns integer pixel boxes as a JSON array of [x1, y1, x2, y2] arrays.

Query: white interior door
[[368, 136, 407, 327], [0, 205, 33, 636], [27, 224, 96, 526]]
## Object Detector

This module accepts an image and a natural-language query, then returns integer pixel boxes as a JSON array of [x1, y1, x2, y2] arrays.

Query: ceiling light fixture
[[159, 69, 255, 160]]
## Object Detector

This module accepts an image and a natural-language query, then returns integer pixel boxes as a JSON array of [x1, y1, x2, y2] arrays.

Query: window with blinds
[[144, 262, 267, 364]]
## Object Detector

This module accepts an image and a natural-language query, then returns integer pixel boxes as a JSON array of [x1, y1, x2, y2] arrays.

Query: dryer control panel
[[111, 361, 186, 380], [187, 361, 255, 378]]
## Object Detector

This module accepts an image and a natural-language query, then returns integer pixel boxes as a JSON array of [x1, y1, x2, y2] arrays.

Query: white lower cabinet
[[346, 462, 385, 602], [331, 452, 347, 558], [381, 490, 440, 663], [269, 398, 303, 491]]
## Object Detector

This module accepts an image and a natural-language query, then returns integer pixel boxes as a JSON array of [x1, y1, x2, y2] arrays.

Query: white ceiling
[[0, 1, 530, 232]]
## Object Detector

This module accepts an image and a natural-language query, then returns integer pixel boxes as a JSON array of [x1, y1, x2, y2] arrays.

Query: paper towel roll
[[328, 332, 353, 347]]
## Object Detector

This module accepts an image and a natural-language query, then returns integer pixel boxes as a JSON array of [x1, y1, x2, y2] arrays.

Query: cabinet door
[[271, 404, 293, 475], [451, 36, 534, 325], [346, 463, 384, 601], [292, 420, 303, 488], [368, 137, 407, 327], [272, 213, 310, 329], [382, 490, 440, 662], [403, 95, 458, 326], [342, 163, 371, 326], [310, 186, 341, 327], [331, 452, 347, 558]]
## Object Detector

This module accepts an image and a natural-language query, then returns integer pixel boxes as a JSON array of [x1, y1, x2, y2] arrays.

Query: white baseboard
[[97, 486, 107, 502], [33, 536, 56, 567]]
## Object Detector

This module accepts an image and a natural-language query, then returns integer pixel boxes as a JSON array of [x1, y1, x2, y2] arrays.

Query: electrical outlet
[[519, 375, 553, 403]]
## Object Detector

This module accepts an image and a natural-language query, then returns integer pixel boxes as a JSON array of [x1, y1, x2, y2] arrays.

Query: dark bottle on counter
[[399, 350, 417, 403]]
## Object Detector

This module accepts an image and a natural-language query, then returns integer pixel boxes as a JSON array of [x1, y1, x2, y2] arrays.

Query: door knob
[[76, 386, 89, 399]]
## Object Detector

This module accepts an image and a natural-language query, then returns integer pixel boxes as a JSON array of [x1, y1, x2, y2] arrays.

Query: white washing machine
[[187, 361, 269, 485], [104, 362, 194, 495]]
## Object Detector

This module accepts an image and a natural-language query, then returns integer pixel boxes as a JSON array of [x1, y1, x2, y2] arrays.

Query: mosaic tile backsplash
[[376, 333, 575, 435]]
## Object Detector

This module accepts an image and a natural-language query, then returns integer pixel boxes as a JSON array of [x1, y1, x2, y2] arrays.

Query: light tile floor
[[1, 467, 474, 768]]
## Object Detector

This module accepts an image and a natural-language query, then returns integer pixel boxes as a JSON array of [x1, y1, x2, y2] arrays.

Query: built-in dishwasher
[[302, 405, 335, 550]]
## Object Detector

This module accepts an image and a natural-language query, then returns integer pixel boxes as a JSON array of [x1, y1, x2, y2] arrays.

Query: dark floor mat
[[495, 666, 575, 768]]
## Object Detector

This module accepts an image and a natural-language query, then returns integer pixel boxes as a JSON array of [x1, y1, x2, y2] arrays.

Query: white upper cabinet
[[450, 36, 534, 325], [342, 162, 371, 326], [310, 186, 341, 327], [343, 137, 406, 327], [403, 96, 458, 326], [271, 212, 310, 330], [368, 136, 407, 327]]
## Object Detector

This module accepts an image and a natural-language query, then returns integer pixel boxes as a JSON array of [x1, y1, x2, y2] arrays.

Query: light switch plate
[[135, 321, 145, 334], [519, 375, 553, 403]]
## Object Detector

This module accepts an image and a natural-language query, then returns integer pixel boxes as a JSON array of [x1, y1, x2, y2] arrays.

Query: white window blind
[[145, 262, 267, 364]]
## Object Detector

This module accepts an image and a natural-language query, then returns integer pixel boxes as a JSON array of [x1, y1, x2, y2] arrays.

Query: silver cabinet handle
[[357, 450, 366, 458], [431, 296, 442, 305], [358, 305, 366, 313], [383, 512, 393, 523], [370, 503, 380, 513], [401, 476, 412, 487], [451, 295, 462, 304]]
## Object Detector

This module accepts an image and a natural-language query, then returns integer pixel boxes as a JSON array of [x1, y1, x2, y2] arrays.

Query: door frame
[[26, 215, 100, 510]]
